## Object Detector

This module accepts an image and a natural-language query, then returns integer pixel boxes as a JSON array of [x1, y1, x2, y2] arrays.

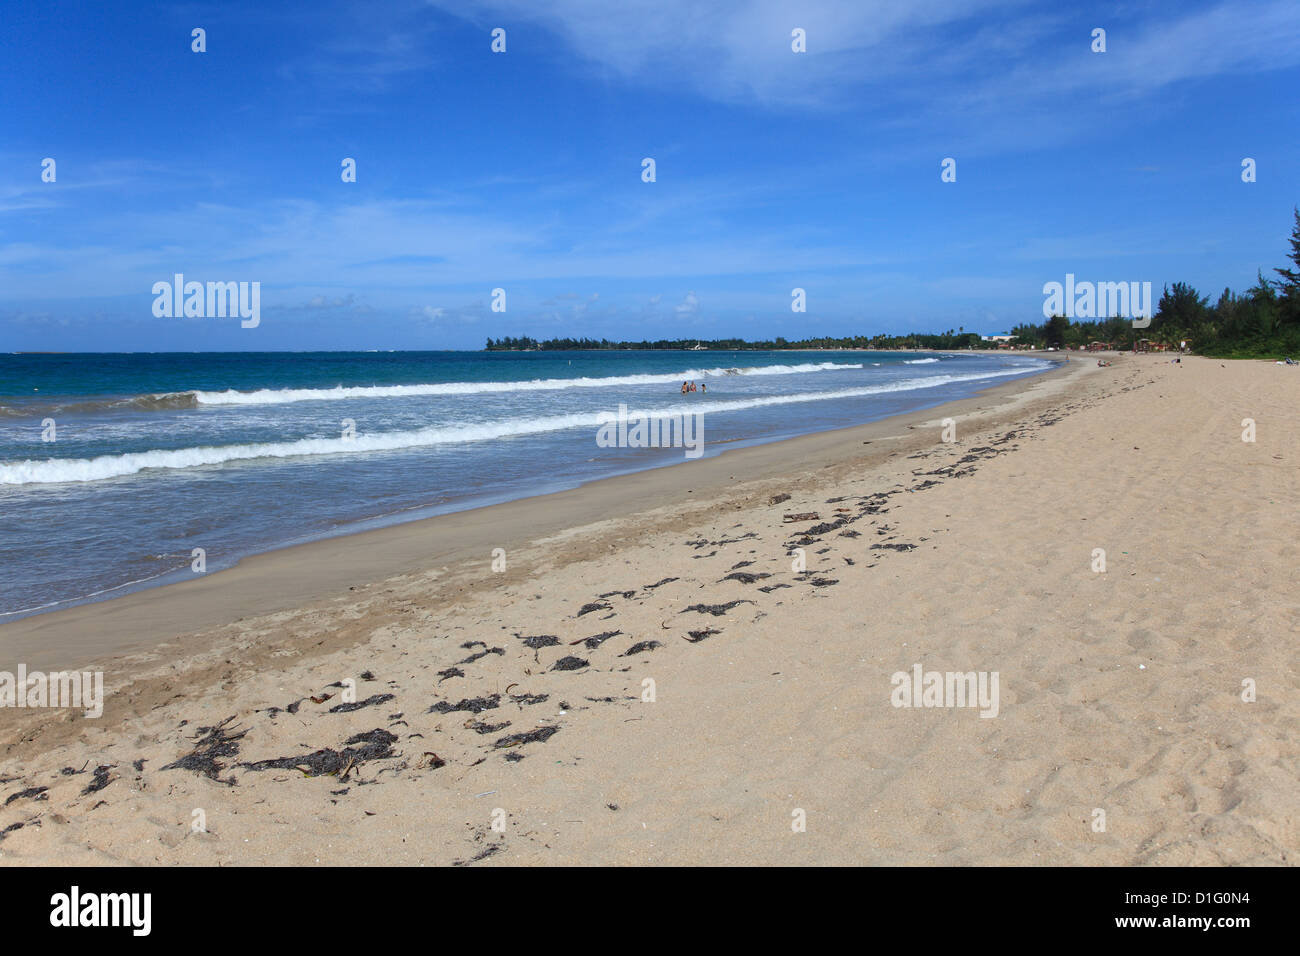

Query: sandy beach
[[0, 353, 1295, 866]]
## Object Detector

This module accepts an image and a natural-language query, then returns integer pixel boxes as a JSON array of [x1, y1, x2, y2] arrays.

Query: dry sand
[[0, 354, 1295, 865]]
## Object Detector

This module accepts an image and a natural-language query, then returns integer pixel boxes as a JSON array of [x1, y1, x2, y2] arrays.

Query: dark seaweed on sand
[[720, 572, 771, 584], [328, 693, 395, 713], [516, 634, 560, 649], [458, 646, 505, 665], [453, 844, 503, 866], [684, 627, 720, 643], [576, 601, 612, 617], [806, 519, 848, 536], [508, 692, 549, 706], [643, 577, 679, 590], [428, 694, 501, 714], [0, 822, 26, 840], [162, 716, 247, 785], [465, 719, 512, 735], [683, 600, 755, 616], [711, 532, 759, 546], [241, 729, 398, 778], [493, 726, 559, 749], [79, 765, 115, 797], [572, 630, 622, 649], [552, 656, 589, 671], [4, 787, 48, 806], [622, 641, 663, 656]]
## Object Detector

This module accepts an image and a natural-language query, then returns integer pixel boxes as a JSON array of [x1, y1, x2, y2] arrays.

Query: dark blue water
[[0, 349, 1050, 618]]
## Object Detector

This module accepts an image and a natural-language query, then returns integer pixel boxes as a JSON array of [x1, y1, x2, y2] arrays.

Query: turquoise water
[[0, 349, 1050, 618]]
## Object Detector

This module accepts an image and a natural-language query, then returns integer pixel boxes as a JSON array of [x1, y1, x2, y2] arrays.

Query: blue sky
[[2, 0, 1298, 351]]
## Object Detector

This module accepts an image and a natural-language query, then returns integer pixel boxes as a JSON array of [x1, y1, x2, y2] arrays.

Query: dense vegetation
[[483, 332, 986, 351], [981, 208, 1300, 357], [486, 207, 1300, 359]]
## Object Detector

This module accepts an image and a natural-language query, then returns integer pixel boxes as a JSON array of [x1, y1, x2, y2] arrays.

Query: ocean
[[0, 349, 1051, 619]]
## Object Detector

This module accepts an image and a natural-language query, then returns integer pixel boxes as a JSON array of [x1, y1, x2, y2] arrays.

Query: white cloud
[[427, 0, 1300, 112], [674, 290, 700, 316]]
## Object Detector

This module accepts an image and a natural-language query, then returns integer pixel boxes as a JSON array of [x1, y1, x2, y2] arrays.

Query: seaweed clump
[[240, 729, 398, 779], [162, 716, 247, 786]]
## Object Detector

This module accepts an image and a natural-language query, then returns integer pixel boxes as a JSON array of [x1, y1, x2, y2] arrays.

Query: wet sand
[[1, 354, 1295, 866]]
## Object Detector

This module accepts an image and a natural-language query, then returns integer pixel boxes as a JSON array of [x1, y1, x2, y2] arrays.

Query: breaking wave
[[1, 368, 1028, 485], [187, 362, 864, 406], [0, 392, 201, 418]]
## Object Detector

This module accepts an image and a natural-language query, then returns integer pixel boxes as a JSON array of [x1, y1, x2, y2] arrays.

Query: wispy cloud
[[427, 0, 1300, 114]]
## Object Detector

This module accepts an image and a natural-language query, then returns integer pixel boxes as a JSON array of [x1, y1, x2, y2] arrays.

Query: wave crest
[[0, 368, 1031, 485], [190, 362, 864, 406]]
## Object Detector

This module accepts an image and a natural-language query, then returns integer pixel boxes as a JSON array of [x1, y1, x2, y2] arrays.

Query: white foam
[[189, 362, 864, 406], [0, 368, 1031, 485], [904, 357, 941, 364]]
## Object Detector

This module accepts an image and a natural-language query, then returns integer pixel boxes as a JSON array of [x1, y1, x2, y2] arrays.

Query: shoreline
[[1, 356, 1068, 672], [1, 352, 1295, 866]]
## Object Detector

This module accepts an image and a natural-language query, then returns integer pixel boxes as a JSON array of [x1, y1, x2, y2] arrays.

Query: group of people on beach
[[680, 381, 705, 394]]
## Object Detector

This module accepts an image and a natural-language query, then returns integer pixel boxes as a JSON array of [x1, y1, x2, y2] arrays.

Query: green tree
[[1272, 206, 1300, 298], [1043, 314, 1069, 347], [1154, 282, 1209, 344]]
